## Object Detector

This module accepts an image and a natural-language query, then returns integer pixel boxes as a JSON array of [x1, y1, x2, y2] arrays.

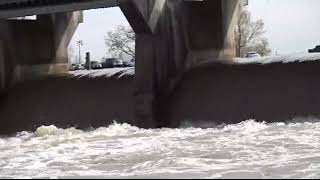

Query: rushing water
[[1, 119, 320, 179]]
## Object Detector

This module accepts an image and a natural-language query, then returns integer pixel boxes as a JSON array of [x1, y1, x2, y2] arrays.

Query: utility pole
[[85, 52, 91, 70], [77, 40, 83, 64]]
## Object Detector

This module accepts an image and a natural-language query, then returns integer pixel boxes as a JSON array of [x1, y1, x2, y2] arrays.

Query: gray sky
[[69, 0, 320, 62], [248, 0, 320, 55]]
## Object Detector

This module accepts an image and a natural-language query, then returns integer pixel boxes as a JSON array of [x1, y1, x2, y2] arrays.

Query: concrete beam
[[120, 0, 152, 34], [0, 0, 119, 19], [14, 64, 69, 81], [0, 0, 35, 4], [147, 0, 166, 33], [120, 0, 165, 34]]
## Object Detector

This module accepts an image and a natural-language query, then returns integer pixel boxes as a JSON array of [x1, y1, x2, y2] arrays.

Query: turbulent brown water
[[1, 119, 320, 179]]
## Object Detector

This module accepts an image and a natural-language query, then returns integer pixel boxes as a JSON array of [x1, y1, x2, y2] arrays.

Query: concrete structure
[[0, 0, 119, 18], [120, 0, 241, 127], [1, 0, 320, 135], [3, 56, 320, 134], [0, 0, 242, 131], [0, 11, 83, 86]]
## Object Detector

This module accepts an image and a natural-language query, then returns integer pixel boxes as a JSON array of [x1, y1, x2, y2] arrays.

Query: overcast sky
[[248, 0, 320, 55], [69, 0, 320, 63]]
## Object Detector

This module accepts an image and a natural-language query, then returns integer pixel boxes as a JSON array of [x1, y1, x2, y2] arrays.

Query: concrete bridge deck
[[0, 0, 119, 18]]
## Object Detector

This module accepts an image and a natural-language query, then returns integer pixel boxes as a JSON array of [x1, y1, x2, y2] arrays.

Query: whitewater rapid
[[1, 119, 320, 178]]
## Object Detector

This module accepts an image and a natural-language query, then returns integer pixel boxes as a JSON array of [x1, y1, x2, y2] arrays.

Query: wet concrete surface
[[2, 59, 320, 134], [169, 60, 320, 127], [0, 74, 134, 135]]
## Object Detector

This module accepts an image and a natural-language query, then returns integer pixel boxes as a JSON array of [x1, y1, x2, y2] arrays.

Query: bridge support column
[[0, 11, 82, 85], [133, 34, 157, 128], [14, 11, 83, 81], [122, 0, 240, 128]]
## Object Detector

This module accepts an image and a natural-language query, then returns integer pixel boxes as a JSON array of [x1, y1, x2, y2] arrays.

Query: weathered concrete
[[0, 11, 82, 85], [0, 0, 243, 132], [121, 0, 240, 127], [169, 60, 320, 127], [120, 0, 165, 34], [0, 0, 318, 136], [0, 75, 135, 135], [3, 58, 320, 134], [0, 0, 119, 19]]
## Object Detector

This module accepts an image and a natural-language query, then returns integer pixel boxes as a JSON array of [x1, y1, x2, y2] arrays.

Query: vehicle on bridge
[[102, 58, 124, 68], [90, 61, 103, 69], [309, 45, 320, 53], [123, 59, 135, 67], [245, 52, 261, 58], [69, 64, 85, 71], [113, 59, 124, 68]]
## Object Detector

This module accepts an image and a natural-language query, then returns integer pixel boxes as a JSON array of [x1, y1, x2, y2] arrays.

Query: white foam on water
[[1, 120, 320, 178]]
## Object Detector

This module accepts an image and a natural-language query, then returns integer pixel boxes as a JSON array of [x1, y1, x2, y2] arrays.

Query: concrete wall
[[2, 60, 320, 134], [169, 60, 320, 127], [9, 19, 53, 65], [0, 76, 135, 135]]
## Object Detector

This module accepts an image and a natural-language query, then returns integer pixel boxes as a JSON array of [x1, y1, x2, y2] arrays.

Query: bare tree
[[246, 38, 272, 57], [235, 9, 271, 57], [105, 25, 135, 59]]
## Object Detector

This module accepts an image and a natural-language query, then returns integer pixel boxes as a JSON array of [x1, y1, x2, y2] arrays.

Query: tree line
[[234, 9, 271, 57]]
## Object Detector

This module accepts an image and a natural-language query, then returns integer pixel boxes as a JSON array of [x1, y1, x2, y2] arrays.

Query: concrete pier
[[121, 0, 241, 127]]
